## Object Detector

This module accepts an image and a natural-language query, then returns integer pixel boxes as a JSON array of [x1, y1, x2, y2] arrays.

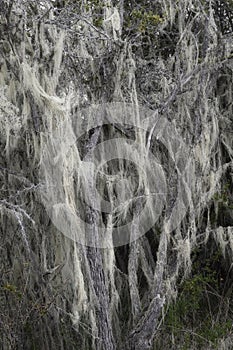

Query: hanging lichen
[[0, 1, 232, 349]]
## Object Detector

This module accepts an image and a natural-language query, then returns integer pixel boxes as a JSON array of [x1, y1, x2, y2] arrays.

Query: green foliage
[[84, 0, 105, 12], [84, 0, 107, 28], [93, 17, 103, 27], [199, 319, 232, 346], [213, 183, 233, 209], [123, 1, 164, 36], [84, 1, 164, 31], [3, 283, 22, 299], [130, 9, 163, 33], [162, 248, 233, 349]]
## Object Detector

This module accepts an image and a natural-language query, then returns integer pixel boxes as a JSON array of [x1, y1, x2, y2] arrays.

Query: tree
[[0, 0, 232, 349]]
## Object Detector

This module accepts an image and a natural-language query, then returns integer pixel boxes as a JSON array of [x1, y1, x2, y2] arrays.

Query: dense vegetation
[[0, 0, 233, 349]]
